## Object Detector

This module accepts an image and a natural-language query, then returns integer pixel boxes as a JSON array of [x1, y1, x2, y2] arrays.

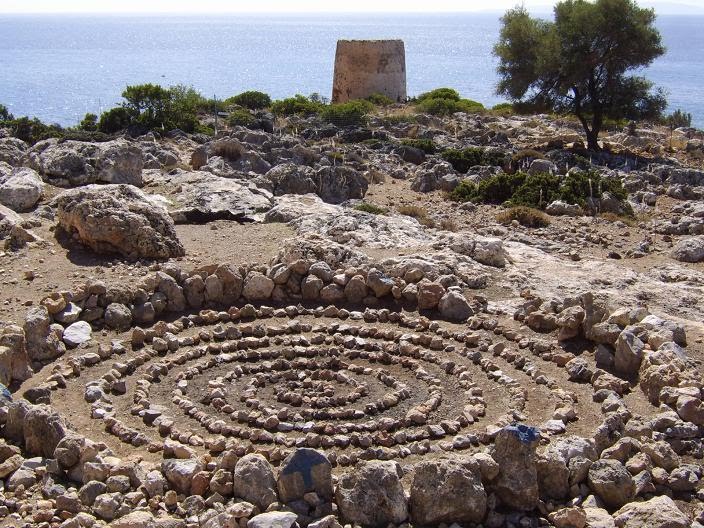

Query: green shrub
[[98, 107, 134, 134], [417, 88, 461, 102], [78, 112, 98, 131], [227, 108, 255, 127], [442, 147, 506, 173], [511, 172, 561, 208], [319, 100, 374, 126], [366, 93, 395, 106], [491, 102, 514, 116], [225, 90, 272, 110], [496, 206, 551, 228], [401, 138, 436, 154], [60, 130, 111, 142], [663, 109, 692, 129], [560, 170, 627, 206], [271, 95, 322, 116], [0, 104, 13, 122], [416, 96, 484, 116], [354, 202, 387, 215], [450, 169, 629, 211]]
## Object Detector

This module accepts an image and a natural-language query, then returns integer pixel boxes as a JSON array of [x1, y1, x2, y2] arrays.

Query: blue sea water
[[0, 12, 702, 128]]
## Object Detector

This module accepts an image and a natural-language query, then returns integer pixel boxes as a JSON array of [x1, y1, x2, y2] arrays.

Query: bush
[[663, 109, 692, 129], [366, 93, 395, 106], [227, 108, 255, 127], [319, 100, 374, 126], [417, 88, 461, 102], [271, 95, 322, 116], [401, 138, 436, 154], [354, 202, 387, 215], [496, 206, 551, 228], [98, 107, 134, 134], [226, 90, 272, 110], [5, 116, 63, 144], [397, 204, 435, 227], [59, 130, 112, 142], [78, 112, 98, 131], [491, 102, 514, 116], [0, 104, 13, 122], [442, 147, 506, 173], [450, 169, 629, 211]]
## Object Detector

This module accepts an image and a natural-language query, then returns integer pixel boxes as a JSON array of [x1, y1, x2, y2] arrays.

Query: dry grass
[[398, 205, 436, 228], [439, 217, 459, 232], [496, 206, 551, 228]]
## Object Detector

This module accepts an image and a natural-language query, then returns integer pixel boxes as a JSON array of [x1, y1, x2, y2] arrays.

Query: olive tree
[[494, 0, 666, 150]]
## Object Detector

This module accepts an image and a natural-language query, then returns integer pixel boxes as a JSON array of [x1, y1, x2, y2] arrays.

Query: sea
[[1, 12, 703, 128]]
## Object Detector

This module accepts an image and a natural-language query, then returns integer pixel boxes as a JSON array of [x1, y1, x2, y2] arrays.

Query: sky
[[1, 0, 703, 14]]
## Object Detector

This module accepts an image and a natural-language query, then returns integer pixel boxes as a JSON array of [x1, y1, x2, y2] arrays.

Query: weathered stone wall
[[332, 39, 407, 103]]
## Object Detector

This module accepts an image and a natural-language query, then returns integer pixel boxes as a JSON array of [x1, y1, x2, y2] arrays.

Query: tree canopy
[[494, 0, 667, 150]]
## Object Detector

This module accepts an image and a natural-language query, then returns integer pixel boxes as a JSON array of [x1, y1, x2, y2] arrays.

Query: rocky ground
[[0, 107, 704, 528]]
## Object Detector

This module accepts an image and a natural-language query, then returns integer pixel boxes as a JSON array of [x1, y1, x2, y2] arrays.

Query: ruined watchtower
[[332, 39, 407, 104]]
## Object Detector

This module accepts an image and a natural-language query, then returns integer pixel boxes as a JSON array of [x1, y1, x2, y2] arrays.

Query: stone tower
[[332, 40, 407, 104]]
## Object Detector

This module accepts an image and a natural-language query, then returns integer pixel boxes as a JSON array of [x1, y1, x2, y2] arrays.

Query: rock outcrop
[[55, 184, 184, 259]]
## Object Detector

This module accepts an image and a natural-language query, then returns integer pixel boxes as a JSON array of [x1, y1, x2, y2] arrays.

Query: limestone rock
[[410, 458, 487, 525], [587, 459, 635, 509], [613, 495, 689, 528], [0, 167, 43, 212], [0, 137, 27, 165], [55, 184, 184, 260], [546, 200, 582, 217], [671, 236, 704, 263], [313, 166, 368, 204], [167, 171, 273, 224], [438, 290, 473, 321], [28, 138, 143, 187], [161, 458, 204, 495], [336, 460, 408, 527], [63, 321, 92, 347], [232, 453, 277, 510], [491, 424, 540, 511], [23, 404, 69, 458], [417, 280, 445, 310], [243, 272, 274, 301], [247, 512, 299, 528], [277, 448, 333, 503], [266, 163, 317, 196], [24, 306, 66, 362], [614, 330, 644, 377]]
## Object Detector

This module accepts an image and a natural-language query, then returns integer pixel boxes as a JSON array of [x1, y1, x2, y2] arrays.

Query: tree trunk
[[584, 126, 600, 151]]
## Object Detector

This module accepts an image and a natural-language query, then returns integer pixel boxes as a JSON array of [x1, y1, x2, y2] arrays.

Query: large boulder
[[312, 166, 368, 204], [21, 403, 69, 458], [27, 139, 143, 187], [490, 424, 540, 511], [613, 495, 689, 528], [438, 290, 474, 321], [0, 137, 28, 165], [167, 171, 273, 223], [0, 325, 32, 386], [336, 461, 408, 528], [24, 306, 66, 362], [410, 458, 487, 525], [614, 330, 645, 377], [277, 448, 333, 504], [232, 454, 277, 510], [55, 184, 184, 260], [161, 458, 204, 495], [0, 167, 43, 211], [587, 459, 635, 509], [264, 193, 341, 223], [266, 163, 317, 196], [671, 236, 704, 263]]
